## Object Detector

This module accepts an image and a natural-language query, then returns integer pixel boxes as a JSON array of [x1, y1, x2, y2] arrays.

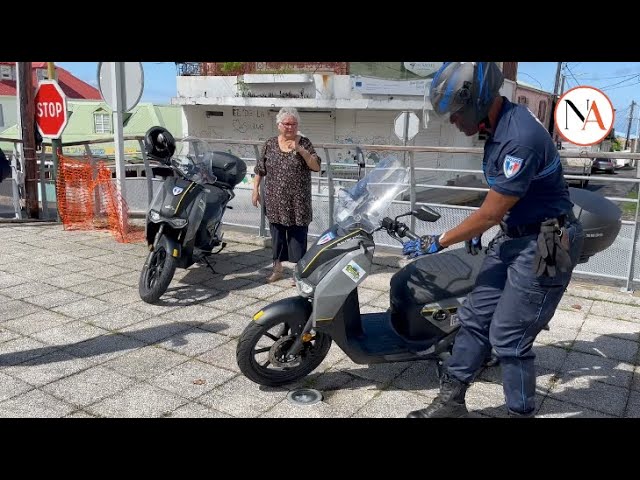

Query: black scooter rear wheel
[[237, 315, 332, 387], [138, 235, 178, 304]]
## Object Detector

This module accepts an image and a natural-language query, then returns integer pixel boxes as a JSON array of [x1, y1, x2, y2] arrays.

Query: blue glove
[[466, 235, 482, 255], [402, 234, 444, 258]]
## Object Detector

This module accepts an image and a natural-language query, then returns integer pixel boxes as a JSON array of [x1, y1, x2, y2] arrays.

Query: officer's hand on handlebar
[[402, 234, 444, 258], [465, 235, 482, 255]]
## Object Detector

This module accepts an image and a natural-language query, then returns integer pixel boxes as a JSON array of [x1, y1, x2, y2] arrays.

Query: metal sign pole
[[110, 62, 128, 232], [98, 62, 143, 231], [402, 111, 409, 165]]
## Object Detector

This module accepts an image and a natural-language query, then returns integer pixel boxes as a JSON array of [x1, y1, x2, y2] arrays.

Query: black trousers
[[446, 220, 584, 414], [269, 223, 308, 263]]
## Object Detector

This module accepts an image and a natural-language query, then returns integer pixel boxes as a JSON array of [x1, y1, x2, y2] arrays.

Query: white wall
[[0, 96, 17, 131], [176, 74, 515, 188], [182, 105, 479, 189]]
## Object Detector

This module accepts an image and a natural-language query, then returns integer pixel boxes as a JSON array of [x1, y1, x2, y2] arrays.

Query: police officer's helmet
[[144, 126, 176, 163], [429, 62, 504, 126]]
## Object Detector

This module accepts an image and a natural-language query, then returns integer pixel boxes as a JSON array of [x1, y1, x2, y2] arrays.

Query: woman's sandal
[[266, 269, 284, 283]]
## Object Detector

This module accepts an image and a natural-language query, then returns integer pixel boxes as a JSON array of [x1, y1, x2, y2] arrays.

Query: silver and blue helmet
[[429, 62, 504, 126]]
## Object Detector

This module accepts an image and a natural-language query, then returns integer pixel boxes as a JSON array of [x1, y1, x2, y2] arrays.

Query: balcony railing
[[3, 135, 640, 291]]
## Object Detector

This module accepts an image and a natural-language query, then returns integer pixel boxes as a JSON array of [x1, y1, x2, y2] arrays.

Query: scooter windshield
[[171, 137, 218, 185], [335, 156, 410, 233]]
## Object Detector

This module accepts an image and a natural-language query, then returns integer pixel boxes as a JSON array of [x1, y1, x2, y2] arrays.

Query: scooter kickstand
[[203, 256, 218, 275]]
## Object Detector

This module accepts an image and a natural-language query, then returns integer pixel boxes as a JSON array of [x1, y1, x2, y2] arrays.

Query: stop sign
[[35, 81, 68, 138]]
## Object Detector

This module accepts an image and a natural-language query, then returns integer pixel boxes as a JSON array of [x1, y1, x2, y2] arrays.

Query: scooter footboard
[[252, 296, 312, 335]]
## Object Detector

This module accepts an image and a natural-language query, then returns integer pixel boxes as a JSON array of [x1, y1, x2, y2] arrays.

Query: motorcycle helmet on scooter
[[144, 126, 176, 163], [429, 62, 504, 127]]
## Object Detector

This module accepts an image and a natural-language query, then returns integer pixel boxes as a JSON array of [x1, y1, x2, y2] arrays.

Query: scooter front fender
[[252, 296, 312, 335], [161, 234, 181, 259]]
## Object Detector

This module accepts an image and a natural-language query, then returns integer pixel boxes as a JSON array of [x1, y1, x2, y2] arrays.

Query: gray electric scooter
[[236, 157, 622, 387], [138, 127, 247, 304]]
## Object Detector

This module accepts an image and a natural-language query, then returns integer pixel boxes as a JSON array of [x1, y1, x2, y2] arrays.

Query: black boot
[[407, 373, 469, 418], [507, 409, 535, 418]]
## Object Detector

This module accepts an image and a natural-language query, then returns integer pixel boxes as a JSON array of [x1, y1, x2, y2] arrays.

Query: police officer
[[403, 62, 584, 418]]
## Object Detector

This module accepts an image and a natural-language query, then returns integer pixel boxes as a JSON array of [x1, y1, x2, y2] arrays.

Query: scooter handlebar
[[398, 225, 419, 240], [380, 217, 419, 241]]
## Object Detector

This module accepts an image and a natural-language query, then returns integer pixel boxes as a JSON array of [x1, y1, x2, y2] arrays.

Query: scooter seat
[[390, 247, 485, 307]]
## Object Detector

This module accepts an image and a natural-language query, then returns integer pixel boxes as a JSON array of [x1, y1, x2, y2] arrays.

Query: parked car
[[561, 155, 592, 188], [592, 157, 615, 174], [614, 158, 633, 169]]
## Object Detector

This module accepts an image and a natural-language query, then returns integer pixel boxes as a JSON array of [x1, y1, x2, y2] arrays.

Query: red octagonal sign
[[35, 81, 68, 139]]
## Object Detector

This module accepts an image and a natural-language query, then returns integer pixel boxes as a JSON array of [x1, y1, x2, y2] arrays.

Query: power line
[[603, 79, 640, 92], [599, 74, 640, 91], [518, 72, 543, 89], [575, 72, 639, 82], [563, 64, 581, 87]]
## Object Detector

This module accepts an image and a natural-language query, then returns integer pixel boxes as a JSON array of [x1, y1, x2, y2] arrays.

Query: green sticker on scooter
[[342, 260, 365, 283]]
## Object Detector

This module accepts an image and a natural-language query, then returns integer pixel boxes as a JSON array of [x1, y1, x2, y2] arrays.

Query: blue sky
[[57, 62, 640, 137], [56, 62, 177, 105], [518, 62, 640, 136]]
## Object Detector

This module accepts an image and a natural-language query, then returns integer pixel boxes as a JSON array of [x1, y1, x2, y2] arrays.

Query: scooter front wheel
[[138, 235, 178, 304], [237, 315, 332, 387]]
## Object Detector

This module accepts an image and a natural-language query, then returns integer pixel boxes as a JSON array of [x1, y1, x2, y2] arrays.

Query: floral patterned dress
[[254, 136, 320, 227]]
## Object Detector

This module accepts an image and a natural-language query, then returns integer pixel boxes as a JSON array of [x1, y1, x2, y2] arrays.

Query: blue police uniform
[[445, 97, 585, 414]]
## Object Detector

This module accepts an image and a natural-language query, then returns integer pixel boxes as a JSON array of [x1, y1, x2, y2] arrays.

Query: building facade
[[513, 81, 553, 130], [172, 62, 518, 195], [0, 62, 101, 132]]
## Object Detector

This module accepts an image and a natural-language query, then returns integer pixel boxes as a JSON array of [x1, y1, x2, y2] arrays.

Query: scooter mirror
[[413, 206, 441, 223]]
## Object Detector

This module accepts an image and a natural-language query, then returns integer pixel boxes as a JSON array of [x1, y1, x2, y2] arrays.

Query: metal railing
[[3, 135, 640, 291]]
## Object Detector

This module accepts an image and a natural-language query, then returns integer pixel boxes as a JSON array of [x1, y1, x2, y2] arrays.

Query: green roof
[[0, 101, 182, 153]]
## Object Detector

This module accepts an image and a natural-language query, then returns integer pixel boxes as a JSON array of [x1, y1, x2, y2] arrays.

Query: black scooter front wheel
[[138, 235, 178, 304], [237, 315, 332, 387]]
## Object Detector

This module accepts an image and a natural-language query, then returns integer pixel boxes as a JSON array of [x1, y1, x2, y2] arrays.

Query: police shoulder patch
[[503, 155, 524, 179]]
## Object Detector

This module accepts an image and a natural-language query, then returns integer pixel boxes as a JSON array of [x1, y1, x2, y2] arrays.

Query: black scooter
[[236, 157, 622, 387], [138, 127, 247, 303]]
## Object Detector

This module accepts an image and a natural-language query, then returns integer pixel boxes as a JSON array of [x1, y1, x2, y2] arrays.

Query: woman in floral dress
[[252, 107, 321, 283]]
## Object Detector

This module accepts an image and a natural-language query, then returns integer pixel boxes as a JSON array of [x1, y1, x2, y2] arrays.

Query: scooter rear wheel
[[138, 235, 178, 304], [237, 315, 332, 387]]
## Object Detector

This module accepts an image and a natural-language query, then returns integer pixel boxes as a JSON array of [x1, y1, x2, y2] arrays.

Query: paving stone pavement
[[0, 222, 639, 418]]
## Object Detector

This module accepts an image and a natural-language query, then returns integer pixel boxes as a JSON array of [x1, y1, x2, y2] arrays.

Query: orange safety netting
[[56, 154, 145, 243]]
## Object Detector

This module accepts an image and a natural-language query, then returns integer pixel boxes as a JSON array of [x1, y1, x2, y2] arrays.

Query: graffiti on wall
[[231, 107, 267, 137], [334, 134, 399, 163], [197, 127, 223, 139]]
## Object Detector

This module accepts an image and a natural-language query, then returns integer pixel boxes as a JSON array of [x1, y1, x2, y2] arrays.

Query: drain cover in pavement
[[286, 388, 323, 406]]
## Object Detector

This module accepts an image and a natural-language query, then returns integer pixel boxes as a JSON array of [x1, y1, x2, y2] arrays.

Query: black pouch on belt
[[533, 218, 573, 277]]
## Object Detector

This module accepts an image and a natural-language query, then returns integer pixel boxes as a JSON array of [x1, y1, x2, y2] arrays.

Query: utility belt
[[500, 211, 577, 277], [499, 211, 575, 238]]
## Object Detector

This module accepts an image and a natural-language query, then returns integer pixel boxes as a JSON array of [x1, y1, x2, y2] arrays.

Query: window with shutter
[[94, 112, 111, 134], [538, 100, 547, 123]]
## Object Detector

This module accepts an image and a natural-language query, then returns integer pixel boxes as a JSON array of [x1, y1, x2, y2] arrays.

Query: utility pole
[[560, 75, 566, 95], [625, 100, 636, 150], [552, 62, 563, 97], [16, 62, 39, 219], [548, 62, 564, 140], [47, 62, 62, 222], [635, 111, 640, 153]]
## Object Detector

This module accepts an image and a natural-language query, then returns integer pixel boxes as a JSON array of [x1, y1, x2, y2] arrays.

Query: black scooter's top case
[[297, 225, 374, 279]]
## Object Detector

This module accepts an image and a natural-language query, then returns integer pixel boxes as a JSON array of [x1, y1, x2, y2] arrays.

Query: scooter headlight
[[169, 217, 188, 228], [295, 277, 315, 297], [149, 210, 161, 222]]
